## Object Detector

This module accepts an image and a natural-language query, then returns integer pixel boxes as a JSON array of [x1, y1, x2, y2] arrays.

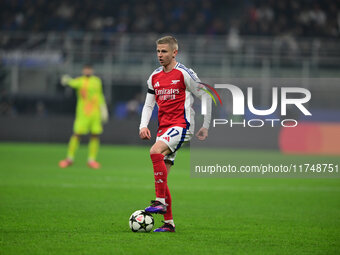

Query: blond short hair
[[156, 36, 178, 51]]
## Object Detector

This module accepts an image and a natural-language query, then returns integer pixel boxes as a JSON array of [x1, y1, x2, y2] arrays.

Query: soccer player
[[139, 36, 212, 232], [59, 64, 108, 169]]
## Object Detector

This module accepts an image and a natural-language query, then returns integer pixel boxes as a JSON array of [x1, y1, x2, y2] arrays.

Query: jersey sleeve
[[182, 68, 212, 129], [139, 91, 156, 130], [68, 77, 83, 89], [147, 75, 155, 94], [182, 68, 201, 95], [139, 73, 156, 129]]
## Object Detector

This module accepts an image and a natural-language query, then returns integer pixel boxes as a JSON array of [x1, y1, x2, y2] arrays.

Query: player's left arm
[[184, 69, 212, 140], [97, 77, 109, 123]]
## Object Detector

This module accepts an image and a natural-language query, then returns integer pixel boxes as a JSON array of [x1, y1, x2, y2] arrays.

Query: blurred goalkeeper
[[59, 64, 108, 169]]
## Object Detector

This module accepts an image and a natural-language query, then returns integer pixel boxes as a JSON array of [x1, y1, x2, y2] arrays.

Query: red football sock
[[164, 184, 173, 221], [150, 154, 168, 199]]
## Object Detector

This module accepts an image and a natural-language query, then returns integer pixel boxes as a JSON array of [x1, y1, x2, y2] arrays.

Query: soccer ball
[[129, 210, 154, 232]]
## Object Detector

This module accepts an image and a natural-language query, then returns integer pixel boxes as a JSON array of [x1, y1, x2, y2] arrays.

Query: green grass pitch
[[0, 143, 339, 254]]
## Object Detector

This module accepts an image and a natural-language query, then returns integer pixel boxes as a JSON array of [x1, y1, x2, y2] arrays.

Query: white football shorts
[[156, 126, 193, 164]]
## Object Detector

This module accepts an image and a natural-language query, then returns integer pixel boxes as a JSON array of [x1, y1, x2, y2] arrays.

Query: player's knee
[[149, 147, 158, 155], [150, 146, 162, 155]]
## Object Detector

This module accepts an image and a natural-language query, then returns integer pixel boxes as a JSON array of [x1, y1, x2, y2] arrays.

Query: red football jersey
[[147, 63, 202, 136]]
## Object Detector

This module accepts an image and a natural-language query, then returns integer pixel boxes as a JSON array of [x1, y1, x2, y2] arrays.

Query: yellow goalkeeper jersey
[[67, 75, 105, 119]]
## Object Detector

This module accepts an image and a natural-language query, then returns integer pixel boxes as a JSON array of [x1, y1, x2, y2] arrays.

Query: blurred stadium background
[[0, 0, 339, 153], [1, 1, 340, 254]]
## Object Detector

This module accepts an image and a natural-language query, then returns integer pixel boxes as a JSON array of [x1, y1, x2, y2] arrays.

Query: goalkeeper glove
[[61, 74, 72, 86], [100, 104, 109, 123]]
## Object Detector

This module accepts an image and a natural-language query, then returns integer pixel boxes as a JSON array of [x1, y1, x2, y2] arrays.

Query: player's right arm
[[139, 77, 156, 140], [60, 75, 82, 89]]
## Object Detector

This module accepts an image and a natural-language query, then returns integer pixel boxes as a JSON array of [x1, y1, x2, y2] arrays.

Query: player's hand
[[196, 127, 208, 141], [100, 104, 109, 123], [139, 127, 151, 140], [60, 74, 72, 86]]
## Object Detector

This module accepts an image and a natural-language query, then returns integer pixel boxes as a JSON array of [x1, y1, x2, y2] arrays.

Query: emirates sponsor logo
[[155, 88, 179, 101], [155, 88, 179, 95]]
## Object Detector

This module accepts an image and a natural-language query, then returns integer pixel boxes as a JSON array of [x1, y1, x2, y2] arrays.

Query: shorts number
[[167, 128, 180, 137]]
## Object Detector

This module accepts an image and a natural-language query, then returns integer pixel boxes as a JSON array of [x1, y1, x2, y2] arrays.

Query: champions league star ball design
[[129, 210, 154, 232]]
